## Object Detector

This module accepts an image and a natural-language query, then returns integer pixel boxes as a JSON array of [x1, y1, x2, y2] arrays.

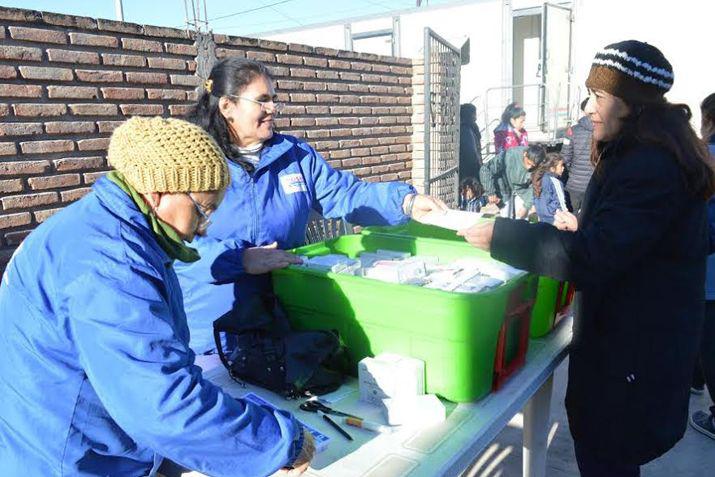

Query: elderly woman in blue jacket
[[0, 117, 313, 477], [178, 57, 446, 355]]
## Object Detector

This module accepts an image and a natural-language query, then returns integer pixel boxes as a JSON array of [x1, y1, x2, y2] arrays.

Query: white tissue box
[[358, 353, 425, 405]]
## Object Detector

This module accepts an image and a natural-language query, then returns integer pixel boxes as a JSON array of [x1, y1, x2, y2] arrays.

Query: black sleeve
[[491, 148, 684, 288]]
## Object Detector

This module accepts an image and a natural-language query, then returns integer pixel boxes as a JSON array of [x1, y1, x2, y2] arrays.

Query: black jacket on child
[[562, 116, 595, 195], [490, 138, 707, 465]]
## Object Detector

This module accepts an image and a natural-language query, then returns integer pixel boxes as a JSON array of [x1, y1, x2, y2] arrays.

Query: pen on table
[[344, 416, 395, 434], [318, 410, 353, 441]]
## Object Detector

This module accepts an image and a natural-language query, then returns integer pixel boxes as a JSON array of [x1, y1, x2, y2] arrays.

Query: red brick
[[46, 49, 100, 65], [0, 6, 42, 22], [4, 230, 31, 246], [289, 68, 314, 78], [19, 140, 74, 154], [273, 118, 290, 128], [0, 142, 16, 155], [101, 53, 146, 67], [257, 39, 287, 52], [145, 89, 185, 100], [390, 65, 410, 75], [305, 106, 329, 114], [76, 69, 123, 83], [77, 138, 110, 151], [142, 25, 187, 40], [0, 160, 50, 176], [53, 156, 105, 171], [339, 72, 361, 82], [316, 71, 339, 80], [101, 87, 145, 100], [169, 75, 200, 86], [0, 84, 43, 98], [277, 80, 302, 90], [0, 179, 22, 193], [275, 54, 302, 65], [60, 187, 91, 203], [350, 62, 372, 72], [303, 57, 327, 68], [120, 104, 164, 116], [328, 59, 351, 70], [121, 38, 162, 52], [315, 47, 339, 57], [291, 118, 316, 127], [0, 122, 43, 136], [215, 48, 246, 60], [246, 51, 276, 63], [69, 32, 118, 48], [168, 105, 192, 116], [315, 118, 338, 126], [96, 18, 143, 35], [303, 82, 327, 92], [12, 103, 66, 118], [290, 93, 316, 103], [45, 121, 96, 134], [34, 207, 63, 223], [42, 12, 97, 30], [0, 212, 31, 229], [288, 43, 314, 54], [28, 173, 81, 190], [1, 191, 58, 210], [282, 105, 305, 115], [125, 72, 167, 85], [164, 42, 198, 56], [69, 104, 118, 116], [8, 27, 66, 44], [0, 66, 16, 79], [147, 57, 186, 70], [47, 86, 99, 99], [83, 171, 105, 184], [97, 121, 124, 133]]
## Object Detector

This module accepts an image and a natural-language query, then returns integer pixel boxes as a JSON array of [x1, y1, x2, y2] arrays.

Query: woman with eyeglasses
[[176, 57, 446, 356]]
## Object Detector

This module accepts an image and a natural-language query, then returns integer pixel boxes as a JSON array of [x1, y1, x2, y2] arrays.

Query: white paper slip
[[419, 209, 482, 231]]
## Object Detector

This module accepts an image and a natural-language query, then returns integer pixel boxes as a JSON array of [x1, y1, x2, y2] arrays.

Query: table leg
[[522, 374, 554, 477]]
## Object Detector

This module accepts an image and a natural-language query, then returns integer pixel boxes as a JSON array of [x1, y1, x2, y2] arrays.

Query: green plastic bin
[[363, 222, 573, 338], [272, 233, 536, 402]]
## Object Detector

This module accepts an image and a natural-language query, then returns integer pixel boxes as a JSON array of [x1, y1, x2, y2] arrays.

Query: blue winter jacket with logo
[[175, 133, 414, 354], [0, 177, 302, 477]]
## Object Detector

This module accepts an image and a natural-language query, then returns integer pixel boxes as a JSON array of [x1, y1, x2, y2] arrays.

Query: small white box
[[358, 353, 425, 405], [381, 394, 446, 427]]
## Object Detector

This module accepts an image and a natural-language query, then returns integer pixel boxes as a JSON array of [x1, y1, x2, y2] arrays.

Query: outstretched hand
[[405, 194, 448, 222], [242, 242, 303, 275], [457, 221, 495, 251]]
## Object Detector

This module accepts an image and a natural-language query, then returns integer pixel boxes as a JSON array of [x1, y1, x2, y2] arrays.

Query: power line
[[209, 0, 294, 22]]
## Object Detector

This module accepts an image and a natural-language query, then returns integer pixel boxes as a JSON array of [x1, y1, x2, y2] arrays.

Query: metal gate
[[423, 28, 461, 207]]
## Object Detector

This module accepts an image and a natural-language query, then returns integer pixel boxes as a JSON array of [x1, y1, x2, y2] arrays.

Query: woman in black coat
[[459, 40, 715, 476]]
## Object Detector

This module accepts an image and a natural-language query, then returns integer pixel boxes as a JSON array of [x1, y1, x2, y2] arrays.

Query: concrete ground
[[463, 358, 715, 476]]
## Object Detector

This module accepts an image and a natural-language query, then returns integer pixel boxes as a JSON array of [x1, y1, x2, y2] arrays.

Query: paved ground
[[464, 358, 715, 476]]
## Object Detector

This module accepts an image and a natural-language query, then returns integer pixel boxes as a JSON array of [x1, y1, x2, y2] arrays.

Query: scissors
[[298, 399, 361, 420]]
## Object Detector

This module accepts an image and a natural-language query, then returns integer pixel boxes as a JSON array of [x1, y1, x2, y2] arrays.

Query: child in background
[[531, 153, 567, 224], [459, 177, 488, 213]]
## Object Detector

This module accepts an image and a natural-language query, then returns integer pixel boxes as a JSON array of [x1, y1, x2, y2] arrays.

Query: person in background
[[690, 92, 715, 440], [459, 103, 483, 183], [458, 41, 714, 476], [480, 144, 545, 219], [0, 117, 314, 476], [493, 102, 528, 154], [531, 153, 567, 224], [562, 98, 595, 214], [459, 176, 488, 212], [178, 57, 447, 356]]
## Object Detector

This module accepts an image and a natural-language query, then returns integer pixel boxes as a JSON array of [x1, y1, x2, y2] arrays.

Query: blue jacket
[[0, 177, 302, 477], [175, 134, 414, 354], [534, 173, 566, 224]]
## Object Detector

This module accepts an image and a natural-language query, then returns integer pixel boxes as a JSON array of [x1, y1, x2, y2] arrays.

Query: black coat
[[562, 116, 595, 194], [459, 121, 482, 182], [491, 140, 707, 465]]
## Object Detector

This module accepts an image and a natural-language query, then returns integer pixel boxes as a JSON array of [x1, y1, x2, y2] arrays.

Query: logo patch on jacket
[[279, 173, 308, 194]]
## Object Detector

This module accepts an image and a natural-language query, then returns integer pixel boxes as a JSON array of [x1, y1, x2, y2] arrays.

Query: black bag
[[213, 294, 347, 398]]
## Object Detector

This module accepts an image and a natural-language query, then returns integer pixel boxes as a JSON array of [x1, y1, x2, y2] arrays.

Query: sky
[[0, 0, 461, 36]]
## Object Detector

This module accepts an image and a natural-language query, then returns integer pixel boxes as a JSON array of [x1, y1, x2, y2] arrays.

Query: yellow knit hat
[[107, 117, 229, 193]]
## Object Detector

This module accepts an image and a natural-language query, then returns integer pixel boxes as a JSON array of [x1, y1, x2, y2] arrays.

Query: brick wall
[[0, 6, 415, 271]]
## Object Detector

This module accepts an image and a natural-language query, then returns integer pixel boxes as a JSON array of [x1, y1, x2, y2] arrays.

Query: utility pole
[[114, 0, 124, 21]]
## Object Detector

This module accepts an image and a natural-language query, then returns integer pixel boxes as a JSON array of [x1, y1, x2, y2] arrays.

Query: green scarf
[[107, 171, 200, 263]]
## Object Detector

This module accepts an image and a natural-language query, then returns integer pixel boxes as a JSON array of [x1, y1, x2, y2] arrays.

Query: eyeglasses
[[227, 94, 284, 113], [186, 193, 212, 230]]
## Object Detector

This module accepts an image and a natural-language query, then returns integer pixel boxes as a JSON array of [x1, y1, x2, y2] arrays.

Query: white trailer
[[260, 0, 713, 148]]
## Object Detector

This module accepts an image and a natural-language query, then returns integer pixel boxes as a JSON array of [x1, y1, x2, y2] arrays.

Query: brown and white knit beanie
[[585, 40, 673, 104]]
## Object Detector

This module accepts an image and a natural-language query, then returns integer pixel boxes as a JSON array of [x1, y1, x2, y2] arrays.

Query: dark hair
[[460, 176, 483, 197], [591, 100, 715, 199], [524, 144, 547, 171], [186, 57, 274, 170], [460, 103, 477, 120], [500, 102, 526, 126], [531, 152, 563, 198]]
